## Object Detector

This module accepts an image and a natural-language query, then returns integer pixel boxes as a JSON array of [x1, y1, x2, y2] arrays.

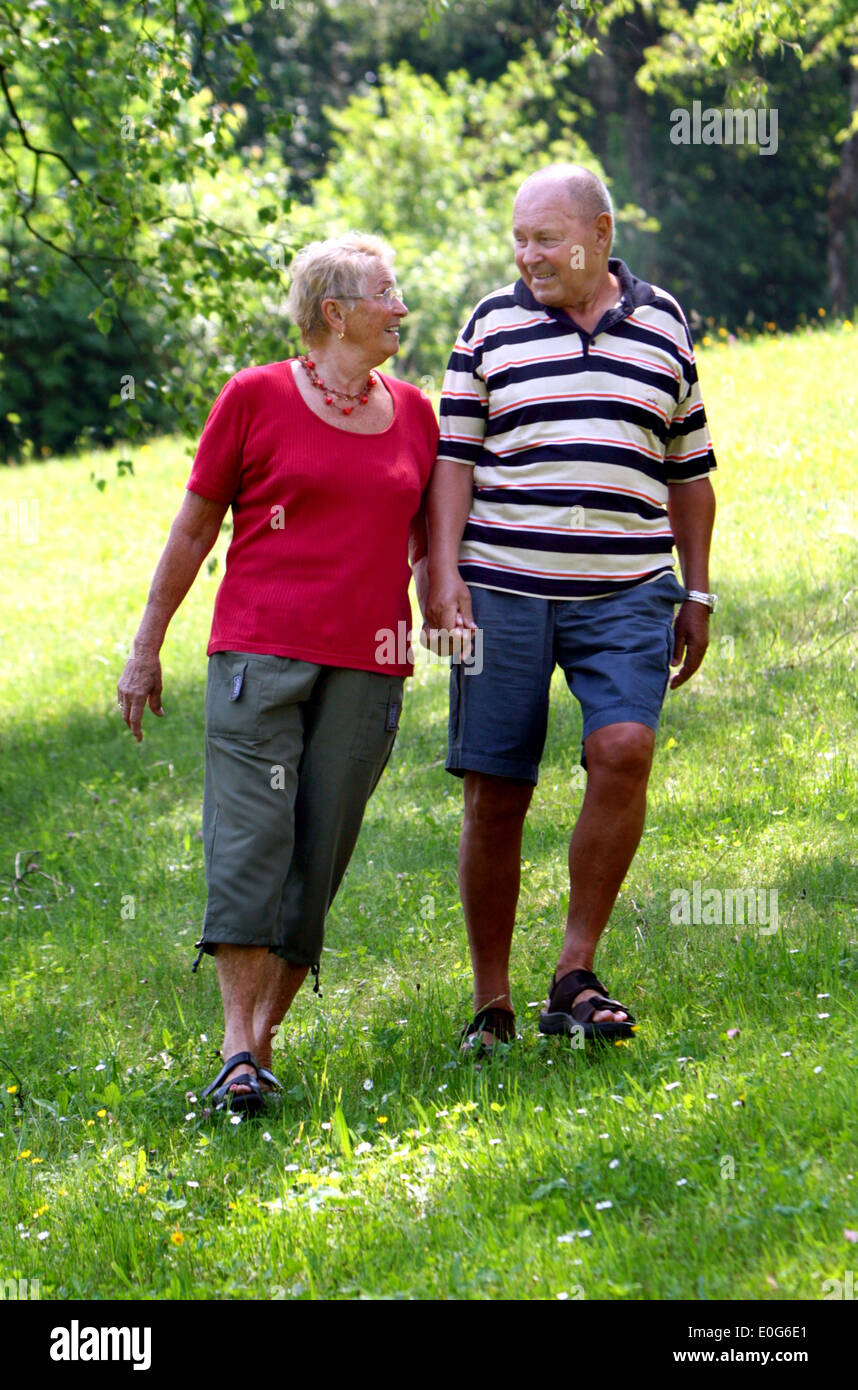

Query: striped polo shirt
[[437, 258, 717, 599]]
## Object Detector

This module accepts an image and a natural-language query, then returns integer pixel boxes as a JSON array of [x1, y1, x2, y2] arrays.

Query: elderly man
[[426, 163, 716, 1050]]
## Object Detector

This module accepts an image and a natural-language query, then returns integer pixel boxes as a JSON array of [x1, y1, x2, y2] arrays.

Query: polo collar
[[512, 258, 656, 321]]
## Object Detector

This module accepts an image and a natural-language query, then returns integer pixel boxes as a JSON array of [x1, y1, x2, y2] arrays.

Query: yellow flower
[[6, 1084, 18, 1094], [702, 335, 712, 346], [377, 1116, 388, 1126], [844, 320, 853, 330], [17, 1150, 31, 1160], [33, 1205, 49, 1218], [818, 307, 826, 316], [137, 1184, 148, 1195], [718, 326, 727, 337], [86, 1119, 95, 1126], [170, 1231, 185, 1246], [31, 1156, 44, 1164], [96, 1109, 107, 1118]]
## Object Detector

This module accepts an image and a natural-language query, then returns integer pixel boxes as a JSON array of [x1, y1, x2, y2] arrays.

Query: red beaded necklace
[[299, 354, 377, 415]]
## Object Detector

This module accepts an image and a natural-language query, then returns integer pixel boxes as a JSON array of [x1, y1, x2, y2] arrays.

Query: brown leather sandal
[[538, 968, 636, 1042]]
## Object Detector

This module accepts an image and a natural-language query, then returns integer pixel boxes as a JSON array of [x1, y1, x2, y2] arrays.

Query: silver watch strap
[[685, 589, 716, 611]]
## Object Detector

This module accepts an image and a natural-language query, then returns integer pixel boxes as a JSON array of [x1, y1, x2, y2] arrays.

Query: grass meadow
[[1, 324, 857, 1302]]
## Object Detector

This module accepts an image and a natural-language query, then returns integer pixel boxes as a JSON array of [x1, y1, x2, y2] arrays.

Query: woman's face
[[333, 261, 408, 362]]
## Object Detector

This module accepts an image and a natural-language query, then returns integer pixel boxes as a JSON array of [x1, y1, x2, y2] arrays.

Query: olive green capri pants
[[193, 652, 403, 981]]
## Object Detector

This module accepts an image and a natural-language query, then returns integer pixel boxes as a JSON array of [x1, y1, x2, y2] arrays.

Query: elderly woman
[[117, 233, 437, 1114]]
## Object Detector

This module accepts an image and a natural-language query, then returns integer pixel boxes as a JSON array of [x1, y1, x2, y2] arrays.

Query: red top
[[186, 359, 438, 675]]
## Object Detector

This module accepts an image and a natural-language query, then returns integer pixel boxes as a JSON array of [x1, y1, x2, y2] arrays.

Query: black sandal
[[256, 1065, 283, 1095], [538, 968, 636, 1042], [201, 1051, 265, 1115], [460, 1006, 517, 1055]]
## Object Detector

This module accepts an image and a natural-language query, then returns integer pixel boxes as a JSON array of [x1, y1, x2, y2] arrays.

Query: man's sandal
[[201, 1051, 266, 1116], [256, 1065, 283, 1096], [460, 1006, 517, 1056], [538, 968, 636, 1042]]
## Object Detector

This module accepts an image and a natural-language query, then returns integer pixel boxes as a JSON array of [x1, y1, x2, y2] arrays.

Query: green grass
[[1, 323, 857, 1300]]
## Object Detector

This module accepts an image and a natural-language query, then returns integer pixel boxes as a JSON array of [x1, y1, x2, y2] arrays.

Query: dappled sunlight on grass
[[1, 325, 857, 1298]]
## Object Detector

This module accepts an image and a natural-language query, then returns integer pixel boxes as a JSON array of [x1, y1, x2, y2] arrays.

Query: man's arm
[[117, 490, 230, 740], [667, 475, 716, 689], [425, 458, 476, 633]]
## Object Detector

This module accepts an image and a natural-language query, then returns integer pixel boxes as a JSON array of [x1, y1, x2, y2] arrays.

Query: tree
[[286, 47, 657, 381], [630, 0, 858, 313], [0, 0, 291, 457]]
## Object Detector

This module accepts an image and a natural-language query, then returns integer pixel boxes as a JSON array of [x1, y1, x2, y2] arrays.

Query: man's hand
[[117, 652, 164, 742], [423, 569, 477, 660], [426, 569, 474, 633], [670, 601, 709, 689]]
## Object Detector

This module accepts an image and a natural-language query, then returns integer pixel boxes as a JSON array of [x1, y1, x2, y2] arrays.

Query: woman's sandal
[[201, 1051, 266, 1116], [538, 968, 636, 1042], [460, 1006, 517, 1056]]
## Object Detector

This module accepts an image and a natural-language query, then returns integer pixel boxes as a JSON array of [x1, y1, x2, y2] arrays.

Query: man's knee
[[463, 772, 534, 829], [584, 723, 655, 784]]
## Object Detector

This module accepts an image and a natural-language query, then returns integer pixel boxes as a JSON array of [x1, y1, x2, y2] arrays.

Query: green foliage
[[0, 246, 174, 462], [221, 0, 563, 195], [288, 49, 608, 380], [0, 0, 291, 454]]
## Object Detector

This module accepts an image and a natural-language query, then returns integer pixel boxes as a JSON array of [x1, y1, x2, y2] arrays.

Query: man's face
[[512, 181, 609, 310]]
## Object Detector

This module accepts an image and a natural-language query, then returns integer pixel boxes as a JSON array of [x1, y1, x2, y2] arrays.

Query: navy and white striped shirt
[[438, 259, 717, 599]]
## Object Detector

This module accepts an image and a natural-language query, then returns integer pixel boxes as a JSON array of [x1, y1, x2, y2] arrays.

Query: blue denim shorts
[[446, 571, 686, 784]]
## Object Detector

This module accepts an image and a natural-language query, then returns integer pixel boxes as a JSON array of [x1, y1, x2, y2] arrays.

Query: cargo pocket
[[205, 653, 262, 740], [349, 678, 403, 764]]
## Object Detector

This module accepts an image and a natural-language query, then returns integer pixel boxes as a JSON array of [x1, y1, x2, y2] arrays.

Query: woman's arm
[[117, 490, 230, 741]]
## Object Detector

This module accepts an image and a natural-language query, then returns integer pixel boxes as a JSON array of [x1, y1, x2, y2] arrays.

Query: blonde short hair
[[287, 233, 395, 343]]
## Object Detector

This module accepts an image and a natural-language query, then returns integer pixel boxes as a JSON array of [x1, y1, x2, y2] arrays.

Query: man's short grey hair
[[287, 232, 395, 343], [516, 164, 614, 250]]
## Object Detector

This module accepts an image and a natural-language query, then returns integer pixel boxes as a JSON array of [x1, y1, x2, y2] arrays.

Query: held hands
[[117, 652, 164, 742], [670, 601, 710, 689], [423, 570, 477, 658]]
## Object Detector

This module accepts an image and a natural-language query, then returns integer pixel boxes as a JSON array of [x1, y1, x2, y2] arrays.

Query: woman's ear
[[320, 296, 347, 339]]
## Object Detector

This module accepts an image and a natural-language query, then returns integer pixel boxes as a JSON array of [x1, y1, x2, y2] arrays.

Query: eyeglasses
[[337, 286, 406, 306]]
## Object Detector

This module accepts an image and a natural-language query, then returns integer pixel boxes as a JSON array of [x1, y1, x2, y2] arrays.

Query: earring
[[338, 330, 344, 340]]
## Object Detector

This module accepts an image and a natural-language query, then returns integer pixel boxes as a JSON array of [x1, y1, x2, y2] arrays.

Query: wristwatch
[[685, 589, 718, 613]]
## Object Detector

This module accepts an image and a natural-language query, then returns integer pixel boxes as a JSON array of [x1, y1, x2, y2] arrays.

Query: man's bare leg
[[212, 945, 307, 1095], [459, 772, 534, 1043], [553, 722, 655, 1020], [253, 956, 309, 1074]]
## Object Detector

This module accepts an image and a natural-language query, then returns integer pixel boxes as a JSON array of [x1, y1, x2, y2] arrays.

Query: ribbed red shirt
[[186, 359, 438, 675]]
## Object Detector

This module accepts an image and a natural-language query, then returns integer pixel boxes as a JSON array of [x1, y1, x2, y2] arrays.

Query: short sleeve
[[186, 376, 247, 504], [437, 316, 489, 468], [664, 318, 717, 484]]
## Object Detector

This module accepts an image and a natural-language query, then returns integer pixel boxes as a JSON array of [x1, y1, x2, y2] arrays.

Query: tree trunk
[[827, 57, 858, 315]]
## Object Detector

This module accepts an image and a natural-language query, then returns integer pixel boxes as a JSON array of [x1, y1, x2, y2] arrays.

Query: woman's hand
[[118, 650, 164, 742]]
